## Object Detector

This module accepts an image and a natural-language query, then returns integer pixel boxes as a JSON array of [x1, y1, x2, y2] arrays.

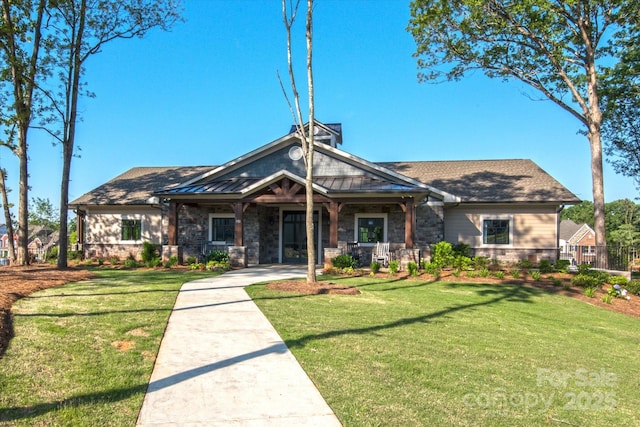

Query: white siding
[[84, 206, 162, 245]]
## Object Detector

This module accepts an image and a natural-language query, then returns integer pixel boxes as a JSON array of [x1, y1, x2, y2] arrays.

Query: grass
[[246, 275, 640, 426], [0, 268, 214, 426]]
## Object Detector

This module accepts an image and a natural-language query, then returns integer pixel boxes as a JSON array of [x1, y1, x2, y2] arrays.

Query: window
[[355, 214, 386, 244], [483, 219, 510, 245], [210, 215, 235, 244], [121, 219, 141, 241]]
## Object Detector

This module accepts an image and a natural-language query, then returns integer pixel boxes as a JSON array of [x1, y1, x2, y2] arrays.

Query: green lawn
[[0, 269, 212, 426], [246, 276, 640, 426]]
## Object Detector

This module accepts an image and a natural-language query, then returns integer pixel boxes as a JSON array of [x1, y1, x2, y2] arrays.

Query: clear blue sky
[[3, 0, 637, 214]]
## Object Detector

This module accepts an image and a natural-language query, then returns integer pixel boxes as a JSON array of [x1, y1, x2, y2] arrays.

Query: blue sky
[[3, 0, 637, 214]]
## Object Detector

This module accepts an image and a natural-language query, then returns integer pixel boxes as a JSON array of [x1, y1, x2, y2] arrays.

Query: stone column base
[[229, 246, 247, 268]]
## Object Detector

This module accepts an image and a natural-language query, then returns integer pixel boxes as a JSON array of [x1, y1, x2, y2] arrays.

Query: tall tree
[[408, 0, 639, 262], [281, 0, 316, 283], [37, 0, 182, 268], [28, 196, 59, 230], [0, 0, 47, 265]]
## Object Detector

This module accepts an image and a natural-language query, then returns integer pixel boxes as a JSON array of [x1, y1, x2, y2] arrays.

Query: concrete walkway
[[136, 266, 341, 426]]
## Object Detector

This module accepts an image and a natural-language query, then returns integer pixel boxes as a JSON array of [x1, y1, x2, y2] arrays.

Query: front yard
[[247, 274, 640, 426]]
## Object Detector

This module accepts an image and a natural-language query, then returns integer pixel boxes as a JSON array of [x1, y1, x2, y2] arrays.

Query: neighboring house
[[1, 226, 17, 266], [69, 122, 580, 268], [559, 219, 596, 266]]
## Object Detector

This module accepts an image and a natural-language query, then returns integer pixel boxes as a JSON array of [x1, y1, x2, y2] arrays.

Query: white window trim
[[119, 215, 143, 243], [354, 213, 388, 246], [480, 215, 514, 248], [208, 213, 235, 243]]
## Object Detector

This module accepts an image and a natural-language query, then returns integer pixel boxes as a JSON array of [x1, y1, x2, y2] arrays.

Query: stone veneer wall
[[243, 206, 259, 265], [258, 206, 280, 264]]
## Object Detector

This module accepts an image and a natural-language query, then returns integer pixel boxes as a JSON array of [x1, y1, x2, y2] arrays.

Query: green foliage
[[422, 262, 439, 275], [186, 255, 197, 265], [46, 246, 58, 261], [370, 261, 381, 274], [163, 255, 179, 268], [332, 254, 358, 269], [572, 274, 601, 289], [141, 242, 159, 263], [584, 287, 597, 298], [206, 260, 231, 272], [517, 259, 534, 269], [472, 256, 490, 270], [205, 250, 229, 263], [478, 268, 490, 278], [602, 294, 614, 304], [407, 261, 419, 276], [626, 280, 640, 296], [453, 255, 472, 271], [110, 256, 120, 265], [493, 271, 504, 280], [530, 270, 541, 281], [561, 201, 595, 228], [124, 257, 139, 268], [510, 269, 520, 279], [388, 260, 399, 274], [28, 196, 59, 231], [452, 242, 471, 258], [555, 259, 571, 273], [608, 275, 629, 286], [431, 241, 454, 268], [538, 260, 553, 274]]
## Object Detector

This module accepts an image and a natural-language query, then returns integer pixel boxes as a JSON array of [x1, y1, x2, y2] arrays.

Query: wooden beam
[[329, 201, 339, 247], [231, 202, 244, 246], [168, 202, 179, 246], [404, 198, 414, 249]]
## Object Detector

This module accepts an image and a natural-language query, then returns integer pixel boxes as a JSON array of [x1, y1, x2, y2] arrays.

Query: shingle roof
[[70, 166, 213, 206], [559, 219, 581, 240], [70, 159, 579, 207], [380, 159, 580, 203]]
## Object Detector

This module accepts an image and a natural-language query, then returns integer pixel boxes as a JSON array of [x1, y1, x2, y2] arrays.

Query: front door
[[282, 210, 318, 264]]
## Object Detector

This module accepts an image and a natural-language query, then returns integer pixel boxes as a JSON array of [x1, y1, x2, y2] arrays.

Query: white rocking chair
[[371, 242, 391, 267]]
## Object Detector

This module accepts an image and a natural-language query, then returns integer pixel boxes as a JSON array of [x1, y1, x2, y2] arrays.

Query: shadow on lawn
[[0, 384, 148, 422], [285, 283, 543, 349]]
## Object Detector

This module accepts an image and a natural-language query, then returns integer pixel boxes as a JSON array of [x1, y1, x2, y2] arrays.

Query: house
[[0, 225, 59, 264], [69, 122, 580, 268], [559, 219, 596, 266]]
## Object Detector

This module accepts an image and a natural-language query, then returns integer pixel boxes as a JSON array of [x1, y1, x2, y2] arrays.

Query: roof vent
[[289, 121, 342, 148]]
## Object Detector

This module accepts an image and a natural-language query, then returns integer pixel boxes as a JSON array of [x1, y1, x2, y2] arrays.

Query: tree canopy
[[408, 0, 640, 257]]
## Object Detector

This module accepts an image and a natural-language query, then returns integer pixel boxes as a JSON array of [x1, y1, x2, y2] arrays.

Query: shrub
[[479, 268, 490, 278], [370, 261, 381, 273], [602, 294, 613, 304], [553, 278, 563, 287], [531, 270, 541, 281], [206, 260, 231, 272], [517, 258, 535, 269], [431, 241, 454, 268], [555, 259, 571, 273], [389, 260, 399, 274], [452, 242, 471, 258], [124, 257, 139, 268], [584, 287, 597, 298], [538, 260, 554, 273], [110, 256, 120, 265], [407, 261, 419, 276], [572, 274, 600, 289], [146, 257, 162, 268], [141, 242, 159, 264], [332, 254, 357, 269], [186, 255, 197, 265], [472, 256, 490, 269], [453, 255, 472, 271], [205, 250, 229, 263], [422, 262, 439, 275], [626, 280, 640, 296], [494, 271, 505, 280], [46, 246, 58, 261], [608, 275, 629, 286]]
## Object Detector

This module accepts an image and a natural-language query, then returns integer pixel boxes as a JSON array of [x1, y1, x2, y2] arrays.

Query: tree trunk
[[0, 169, 16, 263], [58, 0, 87, 269], [304, 0, 316, 284]]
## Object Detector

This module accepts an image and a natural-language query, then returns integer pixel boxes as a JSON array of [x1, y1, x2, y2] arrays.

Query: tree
[[561, 200, 595, 228], [0, 0, 48, 265], [601, 12, 640, 192], [408, 0, 639, 262], [28, 196, 59, 230], [281, 0, 317, 283], [37, 0, 182, 268]]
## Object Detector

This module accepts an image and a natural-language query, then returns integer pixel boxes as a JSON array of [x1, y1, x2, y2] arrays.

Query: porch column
[[403, 198, 415, 249], [76, 211, 85, 247], [328, 201, 339, 247], [168, 202, 179, 245], [231, 202, 245, 246]]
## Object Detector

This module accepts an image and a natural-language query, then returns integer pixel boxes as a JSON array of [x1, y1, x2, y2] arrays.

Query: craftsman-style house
[[69, 122, 580, 268]]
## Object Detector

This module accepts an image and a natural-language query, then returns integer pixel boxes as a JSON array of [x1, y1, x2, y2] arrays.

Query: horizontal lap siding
[[444, 205, 558, 249], [85, 207, 162, 244]]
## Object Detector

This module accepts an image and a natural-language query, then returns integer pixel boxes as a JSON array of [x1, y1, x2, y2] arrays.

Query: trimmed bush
[[389, 260, 399, 274], [332, 254, 358, 269], [407, 261, 419, 276], [370, 261, 381, 273]]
